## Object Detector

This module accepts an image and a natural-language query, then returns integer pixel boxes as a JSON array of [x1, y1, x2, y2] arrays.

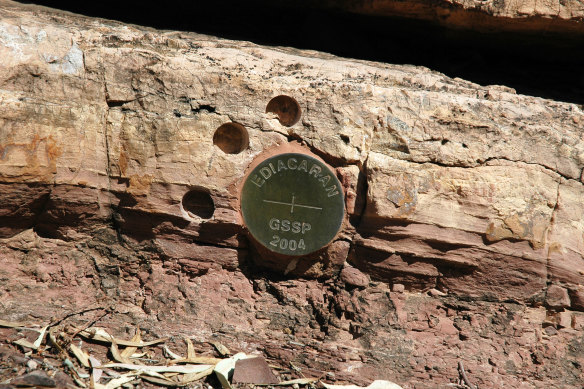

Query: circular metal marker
[[241, 153, 345, 256]]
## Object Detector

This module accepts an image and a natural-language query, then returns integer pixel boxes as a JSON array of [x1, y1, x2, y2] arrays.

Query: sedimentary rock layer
[[0, 1, 583, 387], [1, 0, 582, 306], [283, 0, 584, 34]]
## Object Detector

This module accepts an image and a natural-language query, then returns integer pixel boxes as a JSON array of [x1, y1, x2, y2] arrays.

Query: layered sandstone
[[0, 1, 583, 388], [307, 0, 584, 34]]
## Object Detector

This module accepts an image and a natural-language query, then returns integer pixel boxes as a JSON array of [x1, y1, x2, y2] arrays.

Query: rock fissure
[[481, 157, 581, 183], [103, 82, 121, 248], [380, 153, 581, 183]]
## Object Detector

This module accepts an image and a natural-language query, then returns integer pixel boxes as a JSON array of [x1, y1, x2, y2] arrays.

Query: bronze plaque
[[241, 153, 345, 256]]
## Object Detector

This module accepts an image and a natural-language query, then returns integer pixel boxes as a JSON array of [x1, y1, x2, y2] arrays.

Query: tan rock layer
[[300, 0, 584, 35]]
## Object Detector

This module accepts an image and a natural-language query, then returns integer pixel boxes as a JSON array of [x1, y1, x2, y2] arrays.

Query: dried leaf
[[163, 345, 183, 360], [90, 355, 103, 386], [322, 380, 404, 389], [181, 365, 214, 384], [64, 358, 90, 379], [79, 327, 167, 347], [13, 325, 48, 350], [120, 328, 140, 360], [95, 373, 137, 389], [170, 356, 222, 365], [73, 376, 88, 388], [140, 375, 183, 387], [102, 362, 213, 374], [33, 325, 48, 348], [214, 352, 252, 389], [0, 319, 27, 328], [212, 342, 230, 356], [110, 339, 128, 364], [70, 344, 91, 368], [139, 369, 177, 382], [257, 378, 319, 386], [13, 338, 36, 349], [186, 338, 196, 359], [140, 371, 180, 386]]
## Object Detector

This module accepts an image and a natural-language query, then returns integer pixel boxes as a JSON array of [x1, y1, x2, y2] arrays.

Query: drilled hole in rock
[[182, 189, 215, 219], [266, 95, 301, 127], [213, 122, 249, 154]]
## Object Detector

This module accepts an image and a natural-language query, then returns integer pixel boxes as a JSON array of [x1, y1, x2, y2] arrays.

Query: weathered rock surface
[[0, 1, 584, 388], [306, 0, 584, 34]]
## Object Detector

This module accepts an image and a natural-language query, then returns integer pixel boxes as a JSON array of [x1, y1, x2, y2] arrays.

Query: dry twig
[[457, 361, 476, 389]]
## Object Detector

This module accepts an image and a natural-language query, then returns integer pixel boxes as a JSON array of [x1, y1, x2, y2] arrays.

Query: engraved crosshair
[[262, 194, 322, 214]]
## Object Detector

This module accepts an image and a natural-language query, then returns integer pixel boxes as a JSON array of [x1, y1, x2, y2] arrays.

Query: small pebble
[[428, 288, 447, 297], [340, 267, 369, 288], [392, 284, 405, 293]]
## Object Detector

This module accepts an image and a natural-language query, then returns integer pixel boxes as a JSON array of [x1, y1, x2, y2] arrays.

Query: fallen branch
[[457, 361, 476, 389]]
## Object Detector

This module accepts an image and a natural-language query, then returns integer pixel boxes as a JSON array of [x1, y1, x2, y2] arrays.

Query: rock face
[[0, 1, 584, 388], [309, 0, 584, 34]]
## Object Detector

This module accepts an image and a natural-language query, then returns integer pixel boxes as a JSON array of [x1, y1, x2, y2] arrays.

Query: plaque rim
[[239, 149, 345, 257]]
